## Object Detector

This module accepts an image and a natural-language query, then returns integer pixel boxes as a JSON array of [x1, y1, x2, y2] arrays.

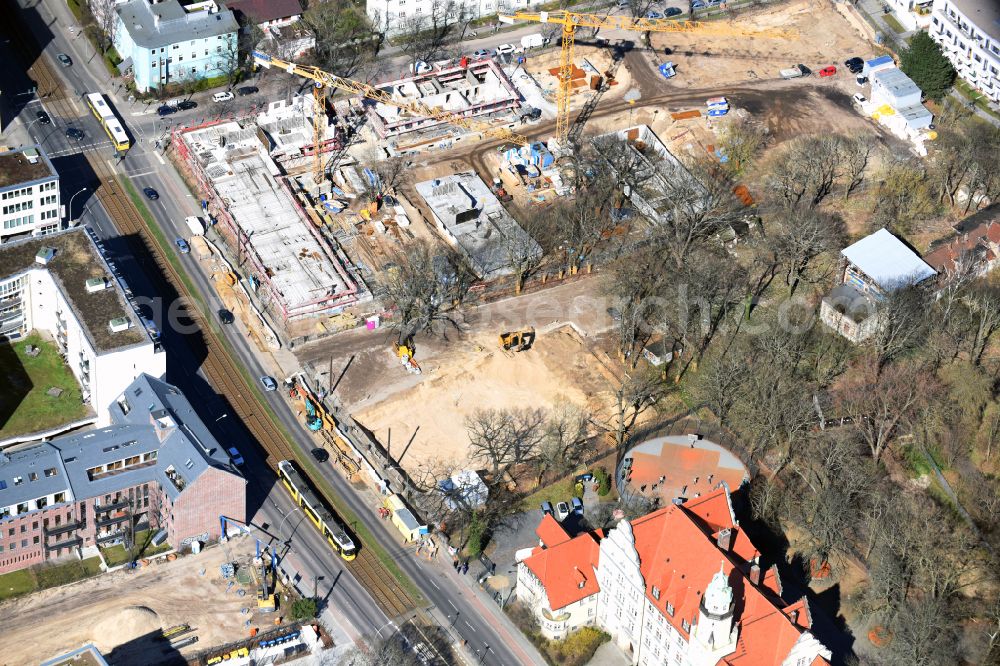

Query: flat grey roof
[[841, 228, 936, 290], [873, 67, 921, 98], [0, 229, 147, 353], [116, 0, 238, 49], [948, 0, 1000, 42], [0, 374, 240, 510], [0, 147, 56, 190]]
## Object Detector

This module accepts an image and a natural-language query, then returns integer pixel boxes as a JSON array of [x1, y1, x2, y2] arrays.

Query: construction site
[[168, 0, 879, 348], [1, 535, 306, 666]]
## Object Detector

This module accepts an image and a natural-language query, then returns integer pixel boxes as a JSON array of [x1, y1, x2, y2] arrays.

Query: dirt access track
[[0, 537, 263, 665]]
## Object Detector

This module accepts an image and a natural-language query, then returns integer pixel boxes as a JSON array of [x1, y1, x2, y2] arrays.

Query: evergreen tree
[[899, 31, 956, 101]]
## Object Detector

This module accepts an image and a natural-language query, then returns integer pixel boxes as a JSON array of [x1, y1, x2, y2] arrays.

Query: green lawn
[[0, 333, 88, 440], [882, 13, 906, 34], [0, 556, 103, 601], [520, 476, 584, 512], [100, 529, 171, 567], [953, 80, 1000, 121], [0, 568, 36, 601]]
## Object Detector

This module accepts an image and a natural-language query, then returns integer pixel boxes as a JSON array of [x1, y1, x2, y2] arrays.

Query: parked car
[[142, 187, 159, 200], [311, 448, 330, 463], [236, 86, 258, 96], [571, 497, 584, 514], [212, 91, 235, 103], [227, 447, 245, 466], [65, 127, 84, 140], [157, 105, 176, 117], [494, 43, 515, 55], [647, 10, 664, 18], [56, 53, 72, 67], [472, 49, 490, 59], [856, 75, 868, 86], [555, 501, 571, 521], [819, 65, 837, 77], [36, 110, 51, 125], [218, 308, 235, 325], [691, 0, 706, 6], [844, 56, 864, 73], [852, 93, 867, 105], [177, 99, 198, 110], [260, 375, 277, 391], [175, 238, 190, 254], [665, 7, 683, 16], [540, 501, 554, 516]]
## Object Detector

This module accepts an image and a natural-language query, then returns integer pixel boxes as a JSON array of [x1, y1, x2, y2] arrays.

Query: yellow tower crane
[[499, 11, 796, 144], [252, 51, 530, 184]]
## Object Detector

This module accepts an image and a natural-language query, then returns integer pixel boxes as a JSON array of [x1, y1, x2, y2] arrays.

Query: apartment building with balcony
[[0, 374, 246, 574], [929, 0, 1000, 104], [0, 147, 61, 244], [0, 229, 165, 436]]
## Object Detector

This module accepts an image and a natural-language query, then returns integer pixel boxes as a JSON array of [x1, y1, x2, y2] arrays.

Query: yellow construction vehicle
[[254, 540, 277, 613], [499, 11, 796, 144], [500, 328, 535, 352], [252, 51, 530, 184], [394, 340, 422, 374]]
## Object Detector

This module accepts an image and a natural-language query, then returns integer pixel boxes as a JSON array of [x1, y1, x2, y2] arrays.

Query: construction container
[[383, 494, 428, 542]]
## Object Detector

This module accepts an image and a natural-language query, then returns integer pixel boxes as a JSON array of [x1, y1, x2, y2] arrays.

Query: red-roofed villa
[[515, 486, 832, 665]]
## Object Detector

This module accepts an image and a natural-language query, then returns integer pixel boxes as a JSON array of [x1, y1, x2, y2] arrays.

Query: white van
[[213, 91, 235, 103]]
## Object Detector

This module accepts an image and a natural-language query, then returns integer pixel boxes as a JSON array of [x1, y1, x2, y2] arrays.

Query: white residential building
[[367, 0, 545, 35], [929, 0, 1000, 104], [0, 229, 166, 438], [516, 487, 833, 665], [0, 147, 61, 244], [820, 228, 936, 343]]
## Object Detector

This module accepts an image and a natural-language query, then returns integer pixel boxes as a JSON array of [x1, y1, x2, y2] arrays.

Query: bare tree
[[869, 283, 933, 369], [831, 359, 935, 462], [605, 246, 666, 366], [869, 157, 938, 234], [718, 115, 770, 176], [655, 160, 742, 270], [379, 240, 468, 343], [764, 135, 848, 208], [840, 136, 877, 200], [497, 216, 545, 295], [87, 0, 118, 54], [536, 403, 592, 484], [301, 0, 379, 78], [606, 367, 669, 451], [769, 206, 845, 294], [466, 408, 546, 481], [393, 0, 466, 70]]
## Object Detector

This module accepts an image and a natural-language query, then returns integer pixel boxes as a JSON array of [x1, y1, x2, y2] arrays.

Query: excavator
[[500, 328, 535, 352], [290, 383, 323, 431], [253, 539, 277, 613]]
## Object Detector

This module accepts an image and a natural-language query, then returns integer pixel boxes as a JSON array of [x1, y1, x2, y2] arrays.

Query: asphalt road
[[8, 0, 544, 661]]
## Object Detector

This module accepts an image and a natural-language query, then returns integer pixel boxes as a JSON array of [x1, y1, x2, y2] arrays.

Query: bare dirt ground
[[647, 0, 873, 91], [352, 326, 618, 474], [0, 538, 264, 665]]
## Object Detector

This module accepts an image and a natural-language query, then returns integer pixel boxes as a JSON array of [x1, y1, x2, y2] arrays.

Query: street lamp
[[373, 619, 397, 638], [67, 187, 88, 227], [215, 413, 229, 422], [275, 506, 301, 546]]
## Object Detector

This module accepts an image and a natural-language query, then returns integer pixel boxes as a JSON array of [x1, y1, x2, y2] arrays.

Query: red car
[[819, 66, 837, 77]]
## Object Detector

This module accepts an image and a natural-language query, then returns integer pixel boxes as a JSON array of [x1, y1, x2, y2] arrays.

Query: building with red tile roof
[[224, 0, 302, 27], [516, 514, 602, 639], [923, 205, 1000, 278], [621, 434, 748, 506], [516, 486, 832, 665]]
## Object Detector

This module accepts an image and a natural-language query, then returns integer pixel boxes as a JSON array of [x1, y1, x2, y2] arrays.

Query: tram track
[[6, 15, 417, 618]]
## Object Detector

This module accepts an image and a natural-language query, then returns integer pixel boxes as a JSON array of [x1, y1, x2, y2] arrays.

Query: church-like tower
[[688, 563, 739, 664]]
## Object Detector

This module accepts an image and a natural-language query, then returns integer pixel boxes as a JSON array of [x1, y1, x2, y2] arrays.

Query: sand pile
[[90, 605, 161, 651], [354, 328, 606, 472]]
